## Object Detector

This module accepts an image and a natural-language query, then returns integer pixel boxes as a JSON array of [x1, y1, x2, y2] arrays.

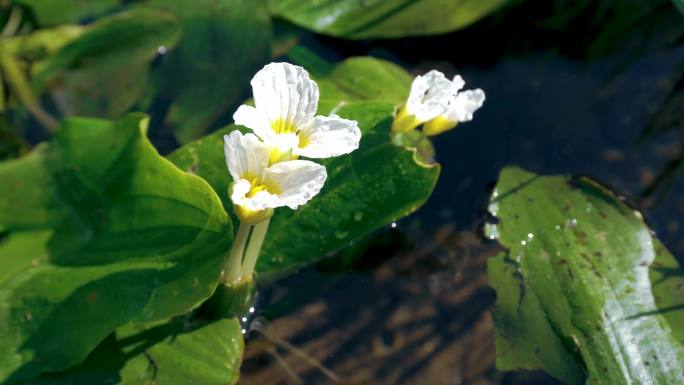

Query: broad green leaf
[[0, 114, 232, 383], [17, 0, 117, 26], [487, 166, 684, 385], [144, 0, 271, 143], [21, 317, 243, 385], [32, 9, 180, 118], [288, 48, 412, 111], [169, 101, 440, 278], [269, 0, 512, 39]]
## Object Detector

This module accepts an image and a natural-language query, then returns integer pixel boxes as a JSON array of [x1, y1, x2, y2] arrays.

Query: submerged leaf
[[0, 114, 232, 383], [144, 0, 272, 143], [487, 166, 684, 385], [32, 9, 181, 118]]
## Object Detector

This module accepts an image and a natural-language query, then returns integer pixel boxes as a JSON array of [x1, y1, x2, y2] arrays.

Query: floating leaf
[[169, 101, 439, 278], [0, 114, 232, 383], [487, 166, 684, 385], [144, 0, 271, 143], [32, 9, 180, 118], [288, 48, 412, 111], [22, 318, 243, 385], [269, 0, 512, 39]]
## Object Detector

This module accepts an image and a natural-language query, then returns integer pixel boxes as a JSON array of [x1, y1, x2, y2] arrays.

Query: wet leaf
[[0, 114, 232, 383], [21, 317, 243, 385], [169, 101, 439, 278], [487, 166, 684, 385], [32, 9, 180, 118], [17, 0, 117, 26], [288, 47, 412, 111], [268, 0, 512, 39], [143, 0, 271, 143]]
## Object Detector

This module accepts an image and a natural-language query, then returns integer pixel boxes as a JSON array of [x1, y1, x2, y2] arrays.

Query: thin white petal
[[223, 131, 270, 182], [230, 179, 281, 211], [451, 75, 465, 92], [263, 160, 327, 210], [445, 88, 486, 122], [406, 70, 452, 121], [251, 62, 319, 134], [294, 114, 361, 158], [233, 105, 274, 142]]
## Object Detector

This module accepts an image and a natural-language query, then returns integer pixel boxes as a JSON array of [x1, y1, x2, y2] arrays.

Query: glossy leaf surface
[[487, 166, 684, 385], [269, 0, 512, 39]]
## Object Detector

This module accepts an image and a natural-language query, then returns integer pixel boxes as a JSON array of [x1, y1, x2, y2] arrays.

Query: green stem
[[223, 222, 251, 285], [241, 218, 270, 280], [0, 46, 58, 132]]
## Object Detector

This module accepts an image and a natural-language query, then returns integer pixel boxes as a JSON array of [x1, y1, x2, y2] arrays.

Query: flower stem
[[241, 218, 270, 280], [223, 222, 252, 285]]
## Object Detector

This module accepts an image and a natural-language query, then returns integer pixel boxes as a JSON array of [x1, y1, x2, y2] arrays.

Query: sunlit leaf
[[0, 114, 232, 383], [143, 0, 271, 143], [487, 166, 684, 384], [269, 0, 513, 39], [21, 317, 243, 385], [169, 101, 439, 278]]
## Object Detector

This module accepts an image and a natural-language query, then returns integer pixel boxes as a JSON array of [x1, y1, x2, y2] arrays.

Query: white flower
[[233, 62, 361, 160], [391, 70, 453, 133], [224, 130, 327, 223], [423, 75, 485, 136]]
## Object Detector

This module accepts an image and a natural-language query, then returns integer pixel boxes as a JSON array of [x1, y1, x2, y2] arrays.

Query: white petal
[[262, 160, 327, 210], [231, 179, 280, 211], [233, 105, 274, 142], [251, 62, 319, 135], [294, 114, 361, 158], [223, 131, 270, 182], [445, 88, 486, 122], [451, 75, 465, 92], [406, 70, 452, 121]]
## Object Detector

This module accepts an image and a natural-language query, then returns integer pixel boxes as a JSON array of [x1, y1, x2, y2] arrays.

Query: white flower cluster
[[392, 70, 485, 136], [225, 62, 362, 224]]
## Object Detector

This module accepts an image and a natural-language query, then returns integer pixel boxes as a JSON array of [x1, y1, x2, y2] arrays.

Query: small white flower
[[233, 62, 361, 160], [391, 70, 453, 133], [423, 75, 485, 136], [224, 130, 327, 223], [406, 70, 454, 121]]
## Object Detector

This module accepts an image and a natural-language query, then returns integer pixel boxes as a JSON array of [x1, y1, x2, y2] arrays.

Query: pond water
[[238, 2, 684, 384]]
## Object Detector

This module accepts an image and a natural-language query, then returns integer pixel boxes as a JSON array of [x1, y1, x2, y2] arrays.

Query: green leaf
[[169, 101, 440, 278], [21, 317, 243, 385], [674, 0, 684, 15], [143, 0, 272, 143], [0, 114, 232, 383], [17, 0, 117, 26], [269, 0, 512, 39], [486, 166, 684, 385], [288, 48, 412, 111], [32, 9, 181, 118]]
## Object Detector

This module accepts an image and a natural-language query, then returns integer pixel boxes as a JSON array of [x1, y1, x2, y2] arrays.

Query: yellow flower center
[[271, 118, 298, 134]]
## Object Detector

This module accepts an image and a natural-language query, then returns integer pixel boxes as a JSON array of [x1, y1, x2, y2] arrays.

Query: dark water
[[239, 2, 684, 384]]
